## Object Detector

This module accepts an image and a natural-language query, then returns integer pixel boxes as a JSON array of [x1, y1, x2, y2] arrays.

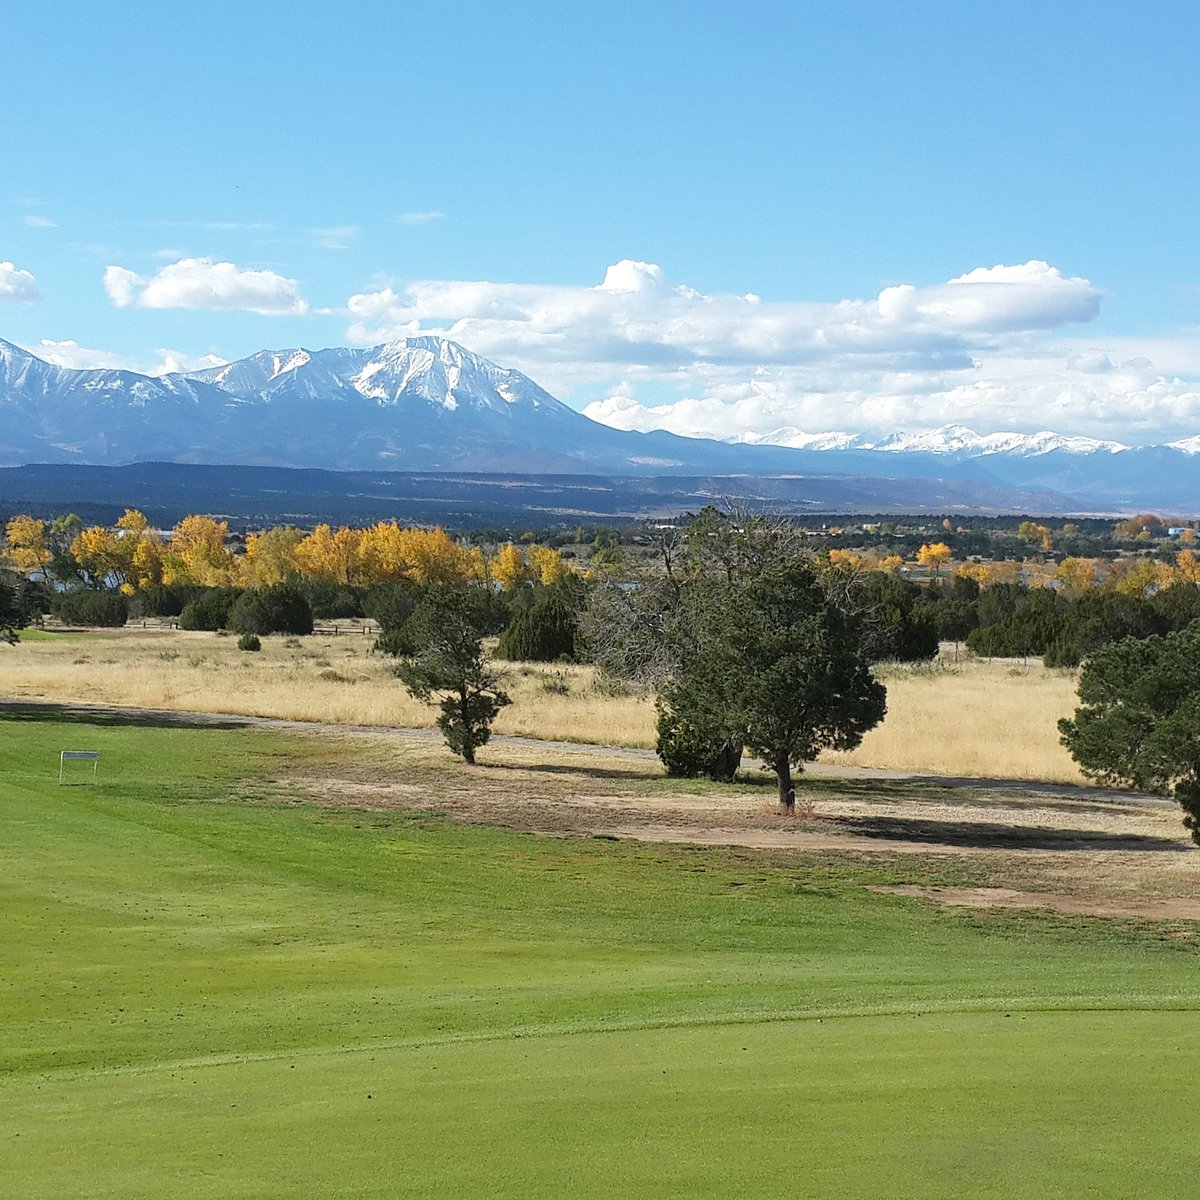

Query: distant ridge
[[2, 335, 1199, 510]]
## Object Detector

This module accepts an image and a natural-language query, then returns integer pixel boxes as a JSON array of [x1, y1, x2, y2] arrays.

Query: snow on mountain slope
[[735, 422, 1129, 457], [2, 333, 1200, 507]]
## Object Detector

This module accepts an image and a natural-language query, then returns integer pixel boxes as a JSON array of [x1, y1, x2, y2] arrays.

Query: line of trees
[[3, 511, 571, 594]]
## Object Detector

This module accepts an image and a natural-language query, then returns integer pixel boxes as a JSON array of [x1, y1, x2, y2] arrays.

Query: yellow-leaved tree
[[240, 526, 304, 587], [1109, 555, 1173, 597], [1055, 556, 1100, 594], [4, 515, 52, 577], [527, 543, 568, 586], [916, 541, 952, 577], [292, 524, 363, 584], [70, 525, 129, 590], [827, 548, 867, 570], [1176, 549, 1200, 585], [1017, 521, 1054, 551], [357, 522, 414, 584], [163, 515, 235, 586], [397, 528, 476, 586], [492, 543, 529, 590], [115, 509, 164, 593]]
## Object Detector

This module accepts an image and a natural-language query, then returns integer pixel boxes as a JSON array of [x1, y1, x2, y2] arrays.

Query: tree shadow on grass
[[823, 812, 1187, 852], [796, 774, 1153, 818], [483, 760, 657, 784], [0, 700, 249, 732]]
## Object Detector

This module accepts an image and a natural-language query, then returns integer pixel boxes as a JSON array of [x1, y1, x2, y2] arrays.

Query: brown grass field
[[2, 625, 1086, 782]]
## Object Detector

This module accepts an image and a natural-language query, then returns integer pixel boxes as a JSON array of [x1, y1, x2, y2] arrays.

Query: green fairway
[[2, 711, 1198, 1198]]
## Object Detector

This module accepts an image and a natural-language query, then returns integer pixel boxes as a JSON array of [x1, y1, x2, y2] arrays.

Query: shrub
[[179, 588, 242, 632], [655, 707, 742, 782], [373, 586, 508, 656], [363, 582, 425, 633], [851, 572, 939, 663], [52, 588, 128, 628], [298, 580, 364, 619], [237, 633, 262, 652], [229, 584, 314, 636], [495, 596, 578, 661], [133, 582, 202, 618]]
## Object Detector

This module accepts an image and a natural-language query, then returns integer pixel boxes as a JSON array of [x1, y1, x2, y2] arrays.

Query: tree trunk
[[775, 756, 795, 811], [460, 688, 475, 764], [709, 737, 743, 783]]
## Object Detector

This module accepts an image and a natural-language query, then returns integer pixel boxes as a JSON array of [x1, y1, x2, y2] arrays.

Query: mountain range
[[2, 334, 1198, 513]]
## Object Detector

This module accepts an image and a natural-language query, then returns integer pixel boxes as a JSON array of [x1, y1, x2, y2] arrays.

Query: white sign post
[[59, 750, 100, 785]]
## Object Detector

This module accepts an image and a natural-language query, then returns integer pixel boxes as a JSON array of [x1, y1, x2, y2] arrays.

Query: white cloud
[[23, 214, 57, 229], [309, 225, 359, 250], [345, 258, 1099, 369], [29, 339, 227, 376], [0, 260, 39, 303], [104, 257, 309, 315], [341, 259, 1200, 443], [395, 211, 446, 224]]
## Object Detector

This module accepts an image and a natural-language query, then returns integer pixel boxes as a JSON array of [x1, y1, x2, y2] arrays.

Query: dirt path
[[0, 697, 1166, 807]]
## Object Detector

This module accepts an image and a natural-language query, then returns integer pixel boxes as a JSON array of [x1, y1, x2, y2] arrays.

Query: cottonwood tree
[[916, 541, 952, 577], [4, 515, 52, 578], [1060, 624, 1200, 843], [393, 592, 510, 764]]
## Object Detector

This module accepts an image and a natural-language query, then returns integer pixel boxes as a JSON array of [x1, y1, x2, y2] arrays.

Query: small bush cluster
[[179, 588, 241, 632], [53, 589, 129, 628], [229, 585, 314, 636]]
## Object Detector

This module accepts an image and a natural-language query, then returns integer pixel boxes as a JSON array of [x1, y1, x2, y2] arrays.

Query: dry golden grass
[[1, 627, 658, 747], [822, 658, 1086, 783], [2, 628, 1084, 781]]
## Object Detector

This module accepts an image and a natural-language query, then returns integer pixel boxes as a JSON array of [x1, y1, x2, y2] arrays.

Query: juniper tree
[[660, 556, 886, 809], [583, 509, 886, 796], [393, 591, 510, 764], [1060, 623, 1200, 842]]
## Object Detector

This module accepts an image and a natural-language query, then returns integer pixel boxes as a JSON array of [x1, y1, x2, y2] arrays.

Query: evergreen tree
[[1060, 623, 1200, 842], [661, 557, 886, 809], [393, 592, 510, 764]]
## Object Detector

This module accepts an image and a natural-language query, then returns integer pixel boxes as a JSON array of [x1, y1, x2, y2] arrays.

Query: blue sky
[[4, 1, 1200, 444]]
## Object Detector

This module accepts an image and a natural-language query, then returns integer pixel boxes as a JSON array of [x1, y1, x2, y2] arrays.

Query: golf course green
[[3, 710, 1198, 1198]]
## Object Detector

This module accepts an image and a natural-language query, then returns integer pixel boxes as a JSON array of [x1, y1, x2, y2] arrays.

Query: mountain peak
[[2, 333, 1199, 508]]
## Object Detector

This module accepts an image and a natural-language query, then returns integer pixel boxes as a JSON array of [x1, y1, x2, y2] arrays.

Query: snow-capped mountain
[[2, 334, 1200, 510], [0, 335, 674, 474], [736, 423, 1128, 458]]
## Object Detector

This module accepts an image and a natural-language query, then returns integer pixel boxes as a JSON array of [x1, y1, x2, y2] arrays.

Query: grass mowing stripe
[[11, 991, 1200, 1086], [4, 712, 1200, 1198]]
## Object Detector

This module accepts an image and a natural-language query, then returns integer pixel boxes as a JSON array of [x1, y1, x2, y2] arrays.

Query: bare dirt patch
[[871, 885, 1200, 922], [277, 726, 1200, 908]]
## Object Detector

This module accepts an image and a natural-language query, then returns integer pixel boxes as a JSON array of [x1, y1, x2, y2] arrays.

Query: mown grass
[[2, 711, 1198, 1198]]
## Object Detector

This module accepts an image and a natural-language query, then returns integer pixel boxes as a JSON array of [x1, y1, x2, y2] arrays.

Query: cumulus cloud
[[345, 258, 1099, 368], [338, 258, 1200, 442], [29, 339, 227, 375], [0, 260, 40, 303], [104, 257, 309, 315]]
